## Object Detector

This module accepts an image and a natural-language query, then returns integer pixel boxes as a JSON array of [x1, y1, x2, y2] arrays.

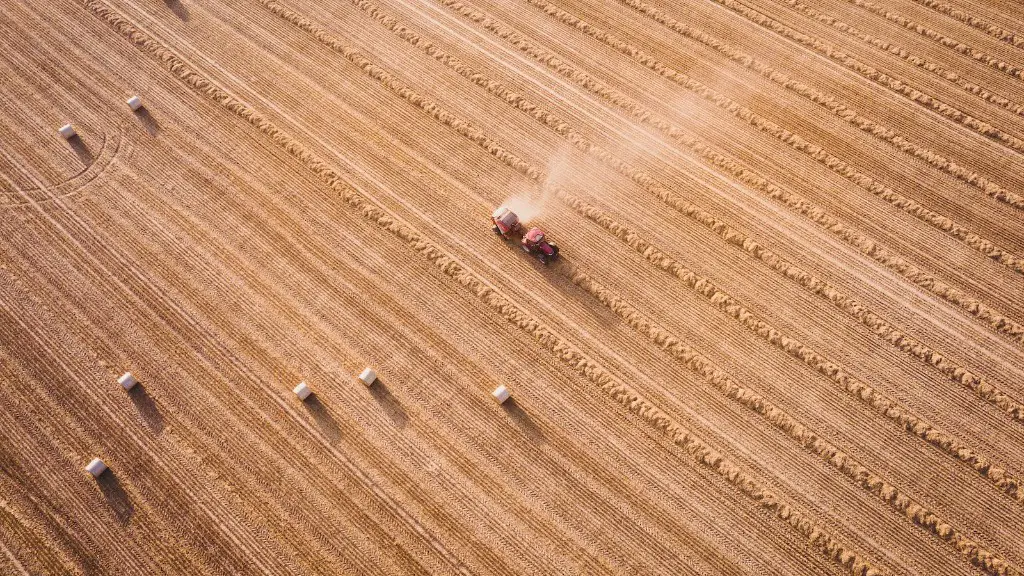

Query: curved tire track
[[78, 1, 887, 572]]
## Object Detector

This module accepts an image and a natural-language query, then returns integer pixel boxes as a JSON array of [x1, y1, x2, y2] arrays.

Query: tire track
[[569, 269, 1021, 576], [36, 1, 724, 569], [0, 128, 121, 208], [527, 0, 1024, 211], [1, 33, 405, 574], [558, 189, 1024, 502], [845, 0, 1024, 80], [768, 0, 1024, 118], [77, 1, 886, 572], [435, 0, 1024, 275], [86, 3, 704, 565], [908, 0, 1024, 49], [0, 36, 447, 572], [260, 0, 1024, 422], [2, 178, 446, 576], [3, 4, 471, 568]]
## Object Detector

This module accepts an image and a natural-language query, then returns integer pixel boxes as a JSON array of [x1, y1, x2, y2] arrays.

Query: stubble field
[[1, 0, 1023, 574]]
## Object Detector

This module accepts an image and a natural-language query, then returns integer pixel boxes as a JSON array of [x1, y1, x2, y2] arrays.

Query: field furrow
[[3, 0, 1021, 572]]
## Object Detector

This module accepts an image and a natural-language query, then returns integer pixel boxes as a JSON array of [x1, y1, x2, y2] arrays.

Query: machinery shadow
[[303, 394, 342, 444], [127, 383, 165, 434], [132, 107, 160, 136], [97, 472, 134, 526], [67, 135, 94, 165], [369, 377, 408, 429], [164, 0, 190, 21], [491, 238, 620, 327], [501, 398, 546, 445]]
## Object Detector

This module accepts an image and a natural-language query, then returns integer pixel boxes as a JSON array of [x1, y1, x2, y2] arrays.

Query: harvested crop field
[[1, 0, 1023, 573]]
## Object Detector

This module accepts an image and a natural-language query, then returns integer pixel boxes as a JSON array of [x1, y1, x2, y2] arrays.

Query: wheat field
[[1, 0, 1023, 574]]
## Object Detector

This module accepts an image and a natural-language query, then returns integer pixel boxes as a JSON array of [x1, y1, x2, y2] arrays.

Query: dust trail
[[433, 0, 1024, 278], [531, 0, 1024, 209], [424, 0, 1024, 343], [80, 2, 886, 572], [309, 0, 1024, 406], [498, 146, 571, 223], [282, 0, 1024, 509]]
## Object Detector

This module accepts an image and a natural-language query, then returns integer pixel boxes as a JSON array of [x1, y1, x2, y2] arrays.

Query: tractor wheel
[[492, 225, 502, 236]]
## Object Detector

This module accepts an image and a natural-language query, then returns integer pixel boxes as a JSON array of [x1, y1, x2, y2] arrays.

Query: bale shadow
[[369, 378, 408, 429], [164, 0, 190, 21], [67, 135, 94, 165], [96, 472, 134, 526], [132, 107, 160, 136], [127, 383, 165, 434], [502, 398, 546, 444], [303, 394, 342, 444]]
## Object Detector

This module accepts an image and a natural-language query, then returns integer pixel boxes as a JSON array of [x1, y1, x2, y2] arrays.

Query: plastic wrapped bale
[[58, 124, 76, 139], [85, 458, 107, 478], [358, 368, 376, 386], [118, 372, 138, 391], [293, 381, 312, 401], [126, 96, 143, 111], [492, 385, 510, 404]]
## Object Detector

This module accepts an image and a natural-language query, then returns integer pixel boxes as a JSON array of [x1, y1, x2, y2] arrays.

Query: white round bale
[[85, 458, 107, 478], [293, 381, 312, 401], [358, 368, 376, 386], [126, 96, 143, 111], [492, 385, 510, 404], [58, 124, 76, 139], [118, 372, 138, 390]]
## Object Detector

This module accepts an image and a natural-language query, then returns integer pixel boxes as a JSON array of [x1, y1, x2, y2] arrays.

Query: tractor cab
[[521, 227, 559, 263]]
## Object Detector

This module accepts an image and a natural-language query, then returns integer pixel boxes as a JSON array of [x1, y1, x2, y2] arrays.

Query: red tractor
[[491, 206, 560, 264]]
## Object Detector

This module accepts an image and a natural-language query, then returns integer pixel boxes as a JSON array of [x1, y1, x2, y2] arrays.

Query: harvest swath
[[1, 0, 1022, 573]]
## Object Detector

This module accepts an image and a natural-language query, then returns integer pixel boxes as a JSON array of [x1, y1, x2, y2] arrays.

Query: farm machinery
[[491, 206, 560, 264]]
